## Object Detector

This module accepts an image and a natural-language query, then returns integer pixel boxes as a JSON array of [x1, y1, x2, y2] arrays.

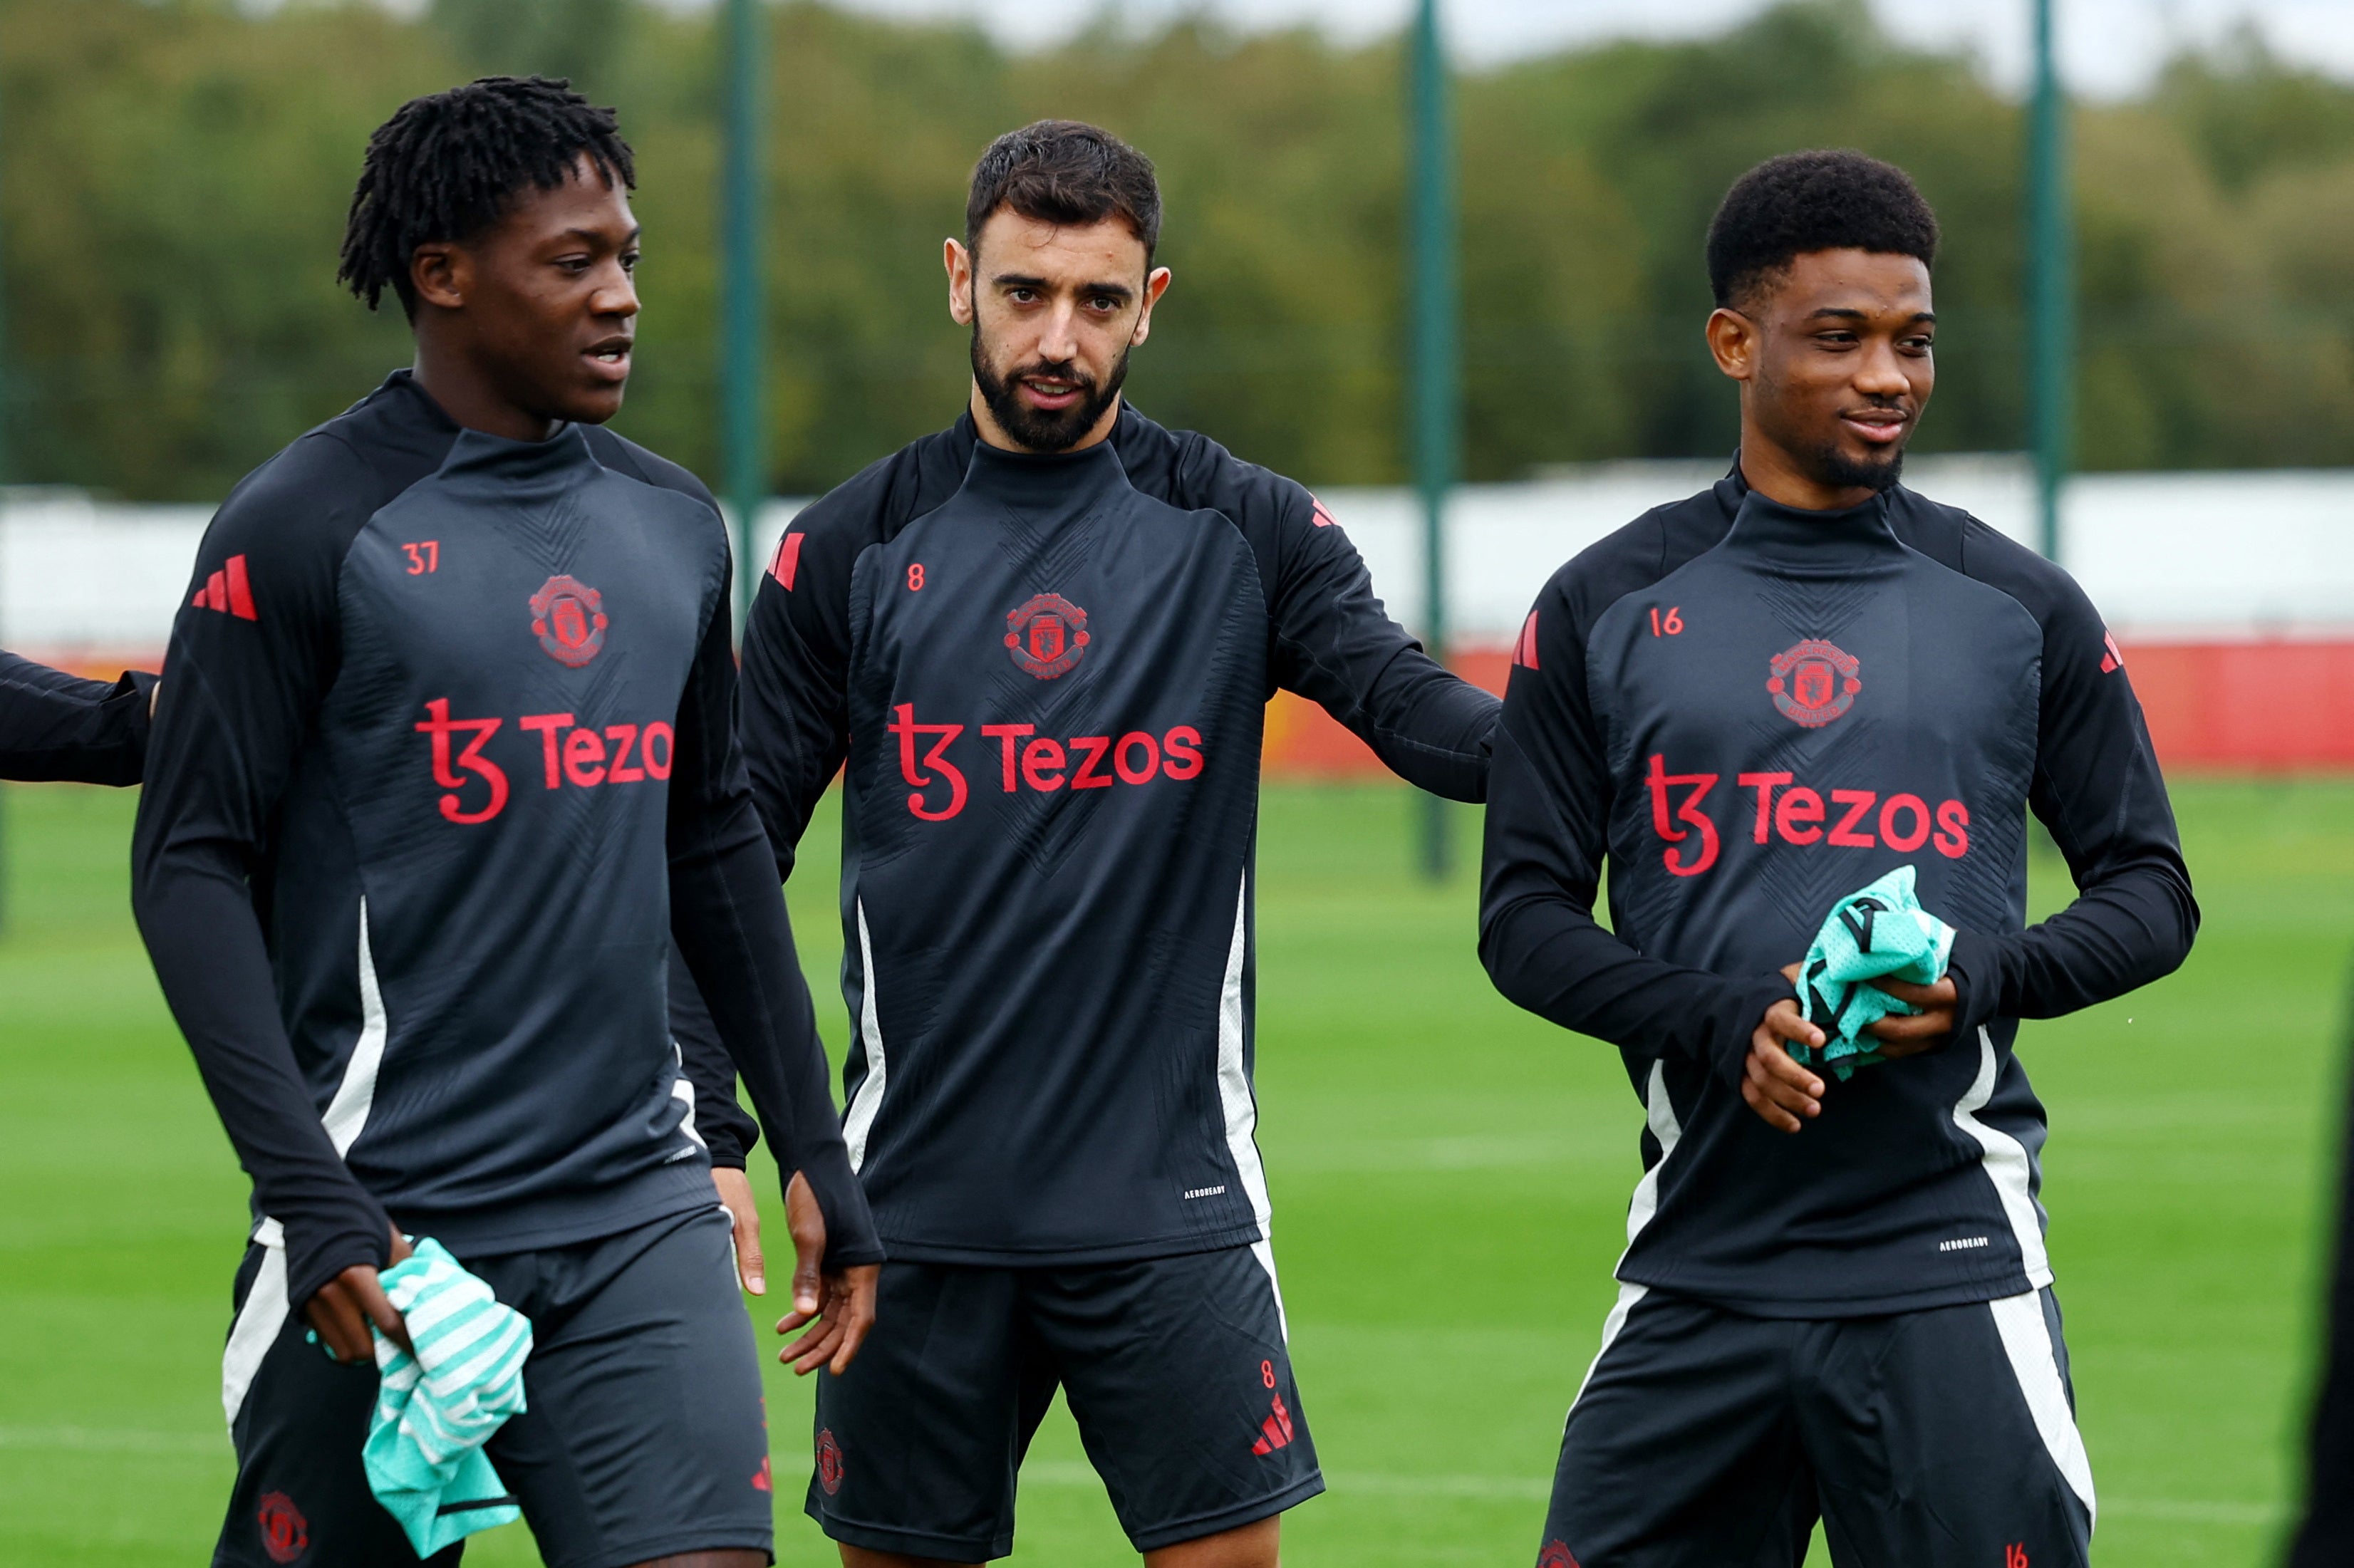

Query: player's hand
[[304, 1225, 413, 1366], [1863, 975, 1959, 1059], [775, 1169, 879, 1376], [1744, 997, 1827, 1133], [712, 1165, 767, 1296]]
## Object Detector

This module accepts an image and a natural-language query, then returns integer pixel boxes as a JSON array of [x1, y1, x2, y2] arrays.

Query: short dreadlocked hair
[[1705, 150, 1938, 310], [338, 76, 636, 316]]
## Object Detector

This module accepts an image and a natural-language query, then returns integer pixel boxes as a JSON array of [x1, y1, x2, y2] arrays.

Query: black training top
[[671, 405, 1499, 1265], [130, 371, 878, 1314], [1480, 466, 2198, 1317], [0, 650, 154, 784]]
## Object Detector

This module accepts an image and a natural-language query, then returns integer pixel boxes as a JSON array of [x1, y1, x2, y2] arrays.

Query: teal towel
[[364, 1239, 532, 1557], [1793, 866, 1956, 1081]]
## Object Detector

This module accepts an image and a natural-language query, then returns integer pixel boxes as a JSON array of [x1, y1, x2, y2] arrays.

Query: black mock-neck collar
[[435, 419, 599, 494], [959, 430, 1131, 519], [1723, 482, 1904, 567]]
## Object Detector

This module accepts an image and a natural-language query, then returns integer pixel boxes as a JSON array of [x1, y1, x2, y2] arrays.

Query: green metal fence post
[[720, 0, 767, 630], [1407, 0, 1458, 883], [0, 47, 11, 938], [2026, 0, 2073, 564]]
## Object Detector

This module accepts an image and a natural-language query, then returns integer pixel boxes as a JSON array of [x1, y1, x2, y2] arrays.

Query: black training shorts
[[807, 1244, 1324, 1559], [1536, 1284, 2095, 1567], [212, 1204, 772, 1568]]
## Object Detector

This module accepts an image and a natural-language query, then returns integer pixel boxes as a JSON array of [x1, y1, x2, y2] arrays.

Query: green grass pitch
[[0, 779, 2342, 1565]]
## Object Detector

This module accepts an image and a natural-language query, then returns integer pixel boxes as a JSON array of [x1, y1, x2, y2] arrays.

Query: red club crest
[[1005, 593, 1091, 680], [816, 1428, 845, 1496], [1768, 638, 1861, 728], [529, 574, 608, 668], [256, 1491, 309, 1563], [1538, 1541, 1581, 1568]]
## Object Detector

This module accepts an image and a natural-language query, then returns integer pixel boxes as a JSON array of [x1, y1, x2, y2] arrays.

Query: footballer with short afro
[[1705, 148, 1940, 311], [1484, 138, 2190, 1568]]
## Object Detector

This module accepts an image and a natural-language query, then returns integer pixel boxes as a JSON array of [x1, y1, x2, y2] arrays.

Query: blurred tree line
[[4, 0, 2353, 501]]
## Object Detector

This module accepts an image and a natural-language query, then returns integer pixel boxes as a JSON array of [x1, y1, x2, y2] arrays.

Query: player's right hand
[[1744, 1000, 1827, 1134], [303, 1224, 414, 1366], [777, 1170, 879, 1376]]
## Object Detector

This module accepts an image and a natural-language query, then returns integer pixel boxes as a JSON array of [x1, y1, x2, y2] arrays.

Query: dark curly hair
[[967, 120, 1161, 261], [338, 76, 635, 316], [1705, 150, 1938, 309]]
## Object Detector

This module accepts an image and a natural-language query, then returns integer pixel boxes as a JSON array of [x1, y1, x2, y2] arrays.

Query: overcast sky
[[824, 0, 2354, 98]]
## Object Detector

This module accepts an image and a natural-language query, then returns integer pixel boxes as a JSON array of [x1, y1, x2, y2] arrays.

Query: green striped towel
[[364, 1239, 532, 1557], [1793, 865, 1956, 1081]]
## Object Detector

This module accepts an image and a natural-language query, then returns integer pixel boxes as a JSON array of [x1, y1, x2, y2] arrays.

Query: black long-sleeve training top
[[671, 405, 1499, 1263], [1480, 464, 2198, 1316], [130, 370, 879, 1317], [1, 649, 154, 784]]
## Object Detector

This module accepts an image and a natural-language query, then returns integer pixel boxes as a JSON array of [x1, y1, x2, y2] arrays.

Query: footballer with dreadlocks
[[1479, 150, 2198, 1565], [131, 76, 881, 1568]]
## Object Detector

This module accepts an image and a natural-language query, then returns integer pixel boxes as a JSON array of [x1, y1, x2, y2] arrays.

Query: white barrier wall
[[1322, 455, 2354, 642], [5, 458, 2350, 658]]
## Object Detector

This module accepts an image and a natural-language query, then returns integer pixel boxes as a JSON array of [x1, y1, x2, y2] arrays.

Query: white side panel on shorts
[[221, 1220, 289, 1428], [843, 899, 888, 1173], [1215, 873, 1287, 1336], [1568, 1059, 1685, 1414], [1951, 1027, 2054, 1287], [226, 903, 388, 1428], [1990, 1289, 2098, 1524]]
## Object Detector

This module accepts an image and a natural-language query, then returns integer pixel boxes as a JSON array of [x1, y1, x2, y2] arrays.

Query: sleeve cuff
[[1946, 928, 2001, 1044], [786, 1148, 885, 1270], [281, 1218, 394, 1316], [1711, 972, 1800, 1091]]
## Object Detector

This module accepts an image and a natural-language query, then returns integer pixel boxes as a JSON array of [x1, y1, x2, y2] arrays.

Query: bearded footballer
[[672, 120, 1500, 1567]]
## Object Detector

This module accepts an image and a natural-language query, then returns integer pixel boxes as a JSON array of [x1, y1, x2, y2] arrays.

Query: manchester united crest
[[1768, 638, 1861, 727], [816, 1428, 845, 1497], [1005, 593, 1090, 680], [256, 1492, 310, 1564], [529, 574, 608, 668]]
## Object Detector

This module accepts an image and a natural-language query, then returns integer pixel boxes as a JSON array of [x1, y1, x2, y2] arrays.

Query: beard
[[971, 326, 1131, 452], [1805, 437, 1907, 496]]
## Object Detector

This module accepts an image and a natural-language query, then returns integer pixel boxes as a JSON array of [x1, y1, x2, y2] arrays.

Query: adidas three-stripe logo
[[193, 554, 257, 621]]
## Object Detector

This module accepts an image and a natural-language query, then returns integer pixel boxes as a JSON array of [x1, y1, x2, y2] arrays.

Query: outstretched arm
[[1265, 492, 1498, 802], [0, 649, 155, 785]]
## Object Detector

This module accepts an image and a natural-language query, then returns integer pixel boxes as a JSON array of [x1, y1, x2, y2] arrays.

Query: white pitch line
[[0, 1431, 2296, 1528]]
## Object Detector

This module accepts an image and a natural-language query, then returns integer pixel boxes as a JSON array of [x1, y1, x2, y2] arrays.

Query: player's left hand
[[711, 1165, 766, 1296], [775, 1169, 880, 1377], [1862, 975, 1958, 1057]]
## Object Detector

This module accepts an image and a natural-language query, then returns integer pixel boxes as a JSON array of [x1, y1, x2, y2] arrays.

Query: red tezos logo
[[1768, 638, 1860, 727], [530, 574, 608, 668], [1005, 593, 1089, 679], [256, 1491, 308, 1563], [816, 1428, 844, 1496]]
